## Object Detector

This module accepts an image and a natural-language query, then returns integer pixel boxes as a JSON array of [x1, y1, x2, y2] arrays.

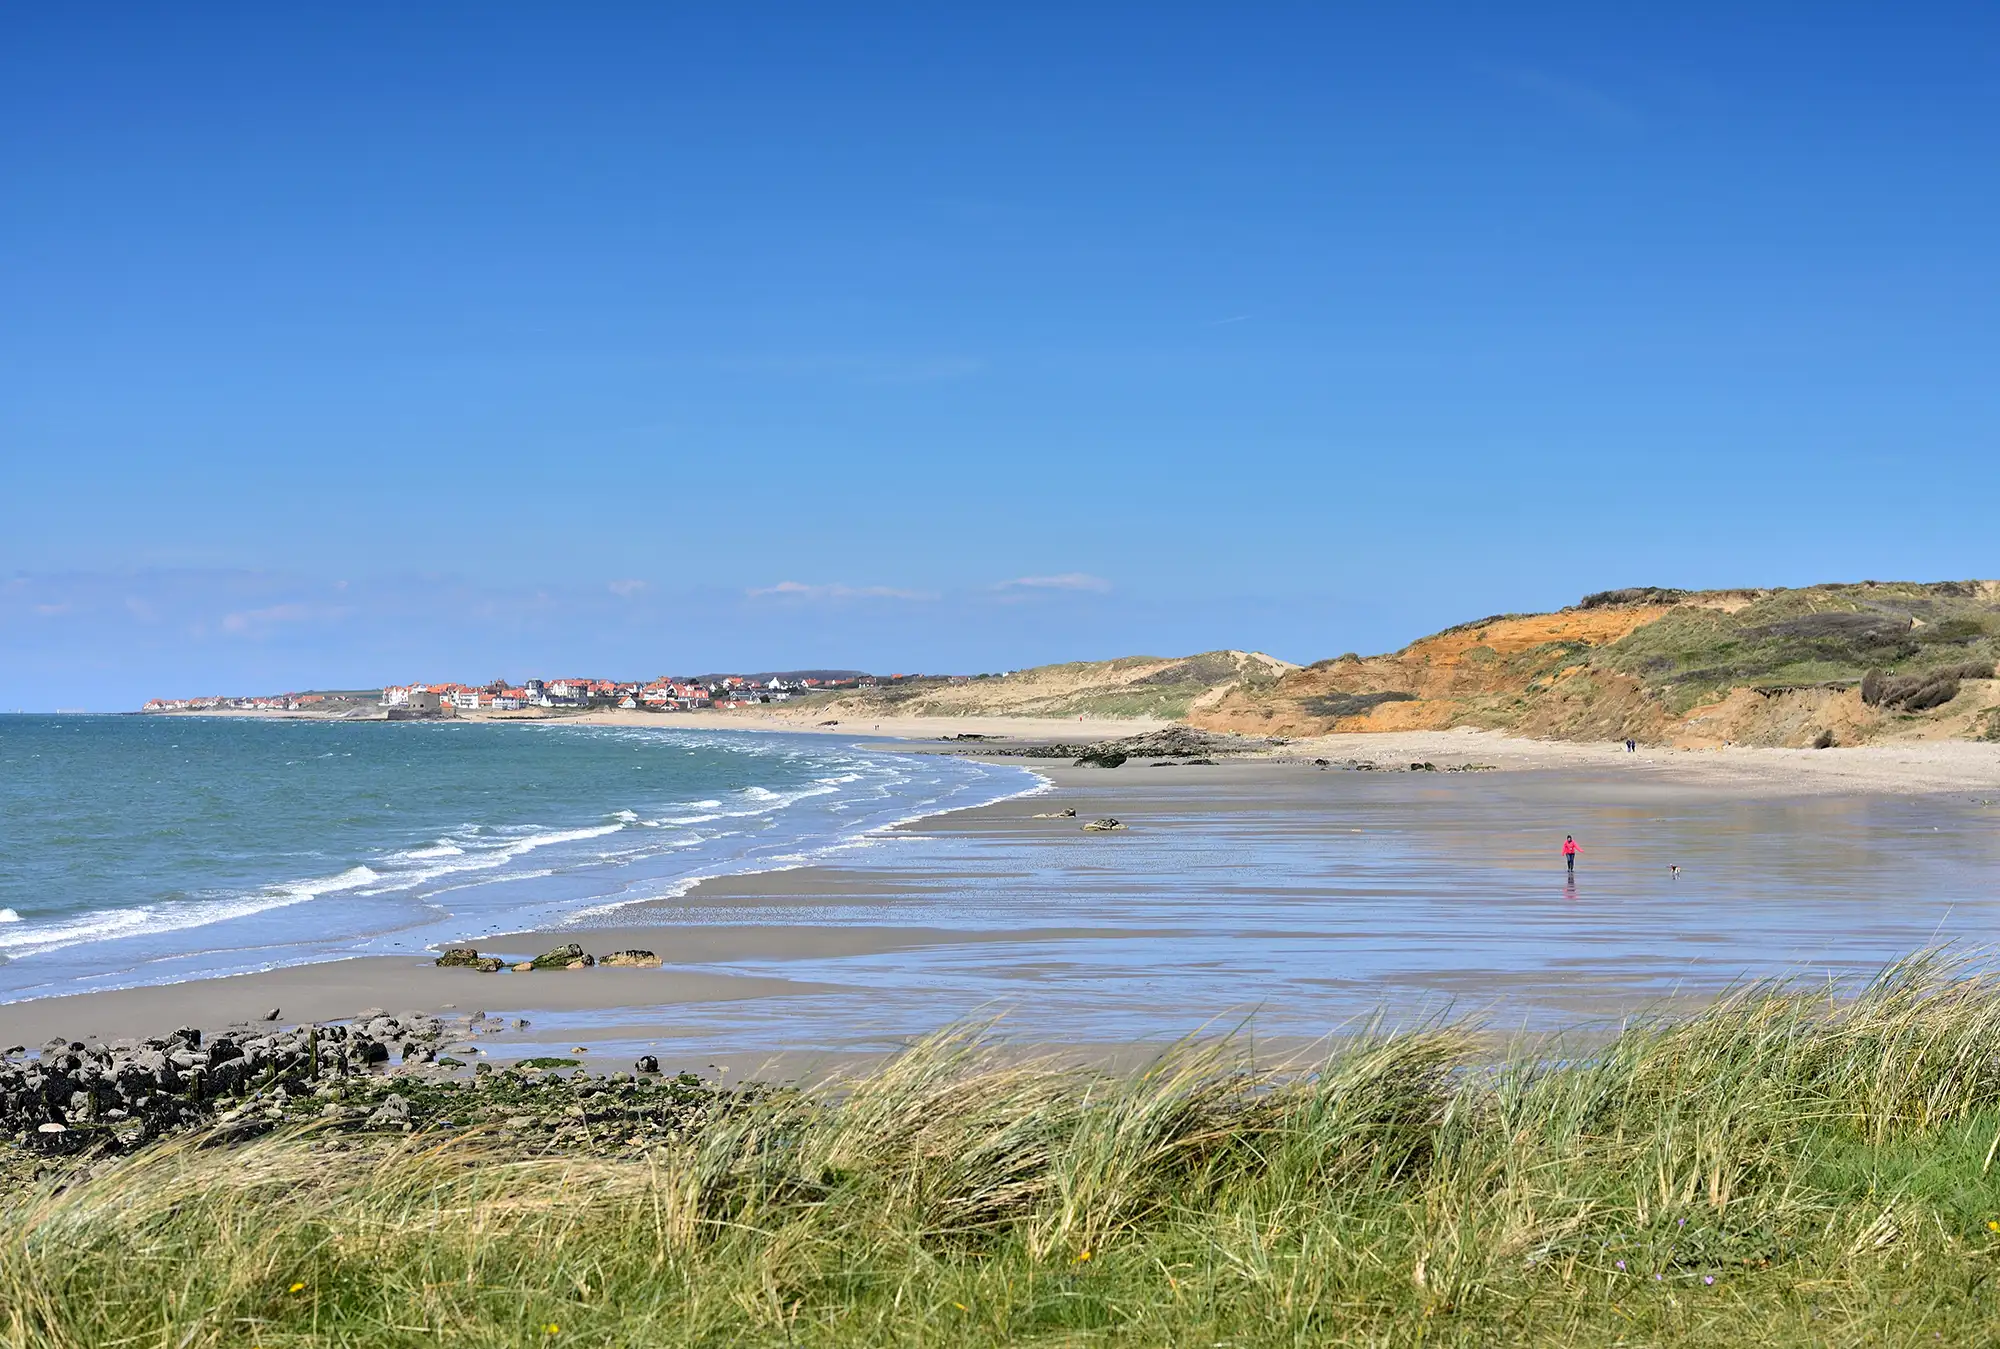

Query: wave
[[0, 723, 1037, 993], [393, 842, 465, 861], [568, 761, 1050, 923], [0, 864, 384, 958], [355, 822, 630, 896]]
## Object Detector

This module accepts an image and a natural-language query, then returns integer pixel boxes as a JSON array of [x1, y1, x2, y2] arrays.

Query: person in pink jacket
[[1562, 835, 1579, 875]]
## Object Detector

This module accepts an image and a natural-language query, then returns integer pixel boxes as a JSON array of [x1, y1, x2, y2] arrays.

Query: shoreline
[[3, 720, 1995, 1053], [141, 705, 2000, 795]]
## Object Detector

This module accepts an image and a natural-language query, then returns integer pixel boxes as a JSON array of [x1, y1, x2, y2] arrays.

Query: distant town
[[139, 670, 1000, 716]]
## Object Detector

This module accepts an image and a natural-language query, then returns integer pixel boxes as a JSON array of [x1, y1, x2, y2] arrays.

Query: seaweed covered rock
[[598, 950, 661, 968], [435, 946, 505, 972], [527, 943, 592, 971]]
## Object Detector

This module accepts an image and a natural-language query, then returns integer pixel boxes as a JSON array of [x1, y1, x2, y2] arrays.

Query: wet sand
[[5, 746, 1996, 1057]]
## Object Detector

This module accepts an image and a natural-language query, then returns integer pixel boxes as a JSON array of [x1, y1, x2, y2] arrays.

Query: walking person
[[1563, 834, 1579, 875]]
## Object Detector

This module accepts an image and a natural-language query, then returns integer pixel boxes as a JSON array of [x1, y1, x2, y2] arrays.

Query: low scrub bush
[[1869, 661, 1994, 711], [1300, 690, 1418, 719]]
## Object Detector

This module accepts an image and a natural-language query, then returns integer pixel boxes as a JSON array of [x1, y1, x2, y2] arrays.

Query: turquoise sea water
[[0, 715, 1033, 1003]]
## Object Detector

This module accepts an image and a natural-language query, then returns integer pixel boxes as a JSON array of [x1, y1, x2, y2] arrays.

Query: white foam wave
[[394, 843, 465, 861], [355, 822, 630, 896], [568, 761, 1048, 922], [0, 728, 1031, 985], [0, 863, 386, 958]]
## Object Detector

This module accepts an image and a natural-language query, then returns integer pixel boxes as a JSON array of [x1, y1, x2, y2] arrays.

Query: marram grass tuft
[[9, 955, 2000, 1345]]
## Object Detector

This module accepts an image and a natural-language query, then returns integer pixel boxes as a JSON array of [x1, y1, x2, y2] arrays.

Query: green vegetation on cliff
[[1595, 582, 1999, 713], [1193, 580, 2000, 745]]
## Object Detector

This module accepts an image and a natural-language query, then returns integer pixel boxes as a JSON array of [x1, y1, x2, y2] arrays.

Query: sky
[[3, 5, 1996, 709]]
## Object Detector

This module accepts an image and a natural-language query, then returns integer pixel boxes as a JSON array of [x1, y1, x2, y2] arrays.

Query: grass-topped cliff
[[1190, 580, 2000, 747], [787, 650, 1296, 723]]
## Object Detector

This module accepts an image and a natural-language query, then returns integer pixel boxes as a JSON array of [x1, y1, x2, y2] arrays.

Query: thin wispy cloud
[[994, 573, 1113, 594], [219, 602, 350, 636], [1491, 65, 1637, 129], [747, 580, 937, 602], [1206, 314, 1252, 327], [606, 579, 649, 598]]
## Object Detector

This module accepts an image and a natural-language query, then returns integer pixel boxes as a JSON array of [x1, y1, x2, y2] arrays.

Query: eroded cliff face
[[1188, 582, 2000, 747]]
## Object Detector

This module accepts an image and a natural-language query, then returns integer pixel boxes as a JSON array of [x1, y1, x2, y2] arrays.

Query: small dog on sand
[[1669, 865, 1681, 878]]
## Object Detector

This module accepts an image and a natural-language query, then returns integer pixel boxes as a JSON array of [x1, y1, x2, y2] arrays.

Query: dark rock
[[261, 1008, 281, 1021], [529, 943, 588, 971], [599, 949, 661, 968], [366, 1093, 411, 1128], [635, 1055, 661, 1074]]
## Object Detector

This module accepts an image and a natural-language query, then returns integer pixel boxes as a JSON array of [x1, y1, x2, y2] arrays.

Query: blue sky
[[4, 6, 1996, 709]]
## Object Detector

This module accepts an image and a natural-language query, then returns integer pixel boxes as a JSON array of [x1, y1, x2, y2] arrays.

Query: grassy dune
[[9, 958, 2000, 1345], [1193, 580, 2000, 744]]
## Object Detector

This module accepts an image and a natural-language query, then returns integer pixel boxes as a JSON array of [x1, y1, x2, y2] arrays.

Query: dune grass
[[9, 957, 2000, 1345]]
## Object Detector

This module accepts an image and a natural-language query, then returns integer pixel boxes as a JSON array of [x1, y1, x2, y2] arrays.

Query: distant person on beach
[[1625, 738, 1636, 753], [1563, 835, 1578, 874]]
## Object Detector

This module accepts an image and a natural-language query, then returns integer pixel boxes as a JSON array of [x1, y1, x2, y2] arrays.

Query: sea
[[0, 715, 1036, 1005]]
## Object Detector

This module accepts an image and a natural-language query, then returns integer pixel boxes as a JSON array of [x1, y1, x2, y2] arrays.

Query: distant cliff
[[1187, 581, 2000, 748], [783, 650, 1297, 722]]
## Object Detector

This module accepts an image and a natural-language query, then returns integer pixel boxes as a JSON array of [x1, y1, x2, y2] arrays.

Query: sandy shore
[[164, 704, 2000, 794], [1269, 726, 2000, 797], [14, 717, 1995, 1057]]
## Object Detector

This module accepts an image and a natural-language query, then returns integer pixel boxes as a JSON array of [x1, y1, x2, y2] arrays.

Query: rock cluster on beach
[[1009, 726, 1264, 764], [0, 1009, 734, 1168], [435, 943, 663, 974]]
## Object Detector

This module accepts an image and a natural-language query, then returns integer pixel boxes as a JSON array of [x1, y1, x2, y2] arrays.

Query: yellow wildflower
[[287, 1282, 305, 1294]]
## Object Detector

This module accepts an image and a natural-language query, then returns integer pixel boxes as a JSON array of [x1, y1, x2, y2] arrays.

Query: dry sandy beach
[[4, 723, 1996, 1063], [552, 707, 2000, 796]]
